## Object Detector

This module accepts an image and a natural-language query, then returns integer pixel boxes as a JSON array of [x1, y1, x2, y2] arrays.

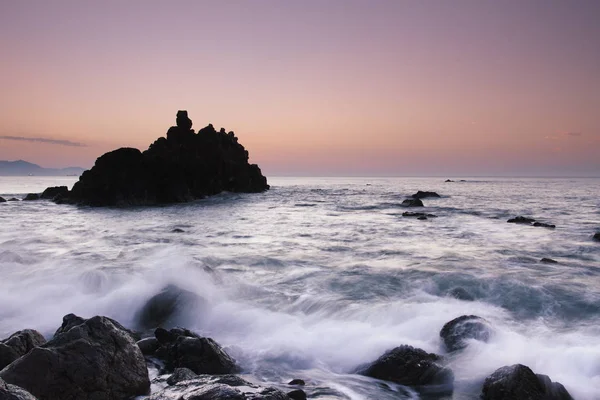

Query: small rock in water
[[481, 364, 573, 400], [0, 197, 6, 203], [41, 186, 69, 200], [447, 287, 475, 301], [533, 222, 556, 228], [288, 379, 305, 386], [357, 345, 454, 392], [445, 179, 454, 182], [402, 212, 437, 218], [411, 191, 441, 199], [8, 198, 19, 201], [288, 389, 308, 400], [593, 232, 600, 241], [507, 216, 536, 224], [171, 228, 185, 233], [134, 284, 206, 330], [22, 193, 39, 201], [401, 198, 424, 207], [440, 315, 491, 352], [417, 216, 427, 220], [540, 258, 558, 264]]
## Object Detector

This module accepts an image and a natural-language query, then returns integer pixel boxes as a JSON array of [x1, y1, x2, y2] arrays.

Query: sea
[[0, 176, 599, 399]]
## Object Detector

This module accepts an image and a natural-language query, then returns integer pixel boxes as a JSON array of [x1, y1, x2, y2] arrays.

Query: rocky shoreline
[[0, 295, 573, 400]]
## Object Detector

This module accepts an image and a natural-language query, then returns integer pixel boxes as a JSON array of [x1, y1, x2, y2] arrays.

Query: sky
[[1, 0, 599, 176]]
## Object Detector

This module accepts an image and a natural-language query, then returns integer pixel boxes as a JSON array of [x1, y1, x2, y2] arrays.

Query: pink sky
[[1, 1, 599, 176]]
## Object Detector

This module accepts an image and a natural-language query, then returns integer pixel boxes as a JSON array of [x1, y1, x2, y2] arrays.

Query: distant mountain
[[0, 160, 85, 176]]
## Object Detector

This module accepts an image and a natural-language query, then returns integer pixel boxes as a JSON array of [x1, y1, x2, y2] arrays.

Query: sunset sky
[[1, 1, 599, 176]]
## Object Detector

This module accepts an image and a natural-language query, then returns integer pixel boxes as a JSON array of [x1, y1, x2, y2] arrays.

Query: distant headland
[[43, 111, 269, 206], [0, 160, 84, 176]]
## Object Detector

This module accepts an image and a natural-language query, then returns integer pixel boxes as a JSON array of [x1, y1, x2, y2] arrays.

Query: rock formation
[[481, 364, 573, 400], [46, 111, 269, 206], [411, 191, 441, 199], [508, 216, 555, 228], [439, 315, 491, 352], [0, 329, 46, 370]]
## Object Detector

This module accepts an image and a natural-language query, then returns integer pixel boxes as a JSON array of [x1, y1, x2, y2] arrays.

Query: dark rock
[[447, 287, 475, 301], [8, 198, 19, 202], [287, 389, 307, 400], [152, 327, 239, 375], [288, 379, 305, 386], [540, 258, 558, 264], [172, 228, 185, 233], [440, 315, 491, 352], [445, 179, 454, 182], [0, 329, 46, 370], [135, 284, 206, 330], [137, 337, 160, 356], [0, 377, 37, 400], [507, 216, 536, 224], [533, 222, 556, 228], [594, 232, 600, 241], [0, 315, 150, 400], [357, 345, 454, 391], [411, 191, 440, 199], [40, 186, 68, 200], [150, 375, 289, 400], [402, 212, 437, 218], [166, 368, 198, 385], [0, 197, 5, 203], [59, 111, 269, 206], [481, 364, 573, 400], [22, 194, 39, 201], [54, 313, 140, 341], [401, 198, 424, 207], [417, 216, 427, 220]]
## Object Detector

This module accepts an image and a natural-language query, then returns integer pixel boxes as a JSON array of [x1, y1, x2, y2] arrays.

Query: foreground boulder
[[51, 111, 269, 206], [411, 191, 440, 199], [440, 315, 492, 352], [0, 330, 46, 370], [0, 377, 37, 400], [153, 327, 239, 374], [135, 284, 206, 331], [481, 364, 573, 400], [40, 186, 68, 200], [401, 198, 424, 207], [0, 315, 150, 400], [151, 373, 289, 400], [357, 345, 453, 393]]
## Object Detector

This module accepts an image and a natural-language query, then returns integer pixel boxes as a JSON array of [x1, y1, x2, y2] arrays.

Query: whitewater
[[1, 176, 599, 399]]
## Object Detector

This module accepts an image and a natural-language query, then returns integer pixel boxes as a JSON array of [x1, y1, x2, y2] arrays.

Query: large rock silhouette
[[54, 111, 269, 206]]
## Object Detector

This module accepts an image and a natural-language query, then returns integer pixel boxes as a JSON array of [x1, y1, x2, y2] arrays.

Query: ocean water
[[0, 176, 599, 399]]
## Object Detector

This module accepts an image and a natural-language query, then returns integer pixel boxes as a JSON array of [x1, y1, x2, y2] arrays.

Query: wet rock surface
[[0, 329, 46, 370], [357, 345, 454, 392], [481, 364, 573, 400], [0, 314, 149, 400], [401, 198, 424, 207], [49, 111, 269, 206], [440, 315, 491, 352], [0, 377, 37, 400]]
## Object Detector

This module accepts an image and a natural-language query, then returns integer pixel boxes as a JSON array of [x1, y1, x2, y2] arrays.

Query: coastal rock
[[592, 232, 600, 241], [134, 284, 206, 330], [533, 222, 556, 229], [7, 198, 19, 202], [22, 194, 39, 201], [402, 212, 437, 218], [0, 197, 5, 203], [357, 345, 454, 391], [401, 198, 424, 207], [0, 329, 46, 370], [411, 191, 440, 199], [151, 374, 289, 400], [166, 368, 199, 385], [445, 179, 454, 182], [137, 337, 160, 356], [54, 313, 140, 341], [447, 287, 475, 301], [440, 315, 491, 352], [40, 186, 68, 200], [481, 364, 573, 400], [54, 111, 269, 206], [153, 327, 239, 374], [0, 315, 150, 400], [288, 379, 305, 386], [287, 389, 307, 400], [0, 377, 37, 400], [507, 216, 536, 224], [541, 258, 558, 264]]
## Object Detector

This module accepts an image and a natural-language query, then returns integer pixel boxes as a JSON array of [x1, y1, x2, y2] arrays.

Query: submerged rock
[[402, 212, 437, 218], [7, 198, 19, 202], [541, 258, 558, 264], [0, 377, 37, 400], [440, 315, 491, 352], [0, 314, 150, 400], [593, 232, 600, 241], [40, 186, 68, 200], [481, 364, 573, 400], [445, 179, 454, 182], [411, 191, 440, 199], [0, 329, 46, 370], [447, 287, 475, 301], [134, 284, 206, 330], [533, 222, 556, 228], [357, 345, 454, 392], [51, 111, 269, 206], [507, 216, 536, 224], [401, 198, 424, 207], [153, 327, 239, 375], [22, 194, 39, 201]]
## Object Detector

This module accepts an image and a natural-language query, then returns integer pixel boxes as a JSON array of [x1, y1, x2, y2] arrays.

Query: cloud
[[564, 132, 582, 137], [0, 135, 87, 147]]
